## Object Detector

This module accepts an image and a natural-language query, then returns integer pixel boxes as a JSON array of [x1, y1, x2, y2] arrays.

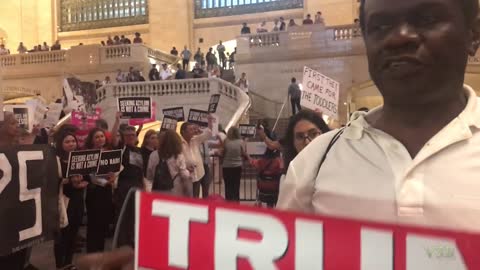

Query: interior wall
[[304, 0, 357, 26], [0, 0, 53, 51]]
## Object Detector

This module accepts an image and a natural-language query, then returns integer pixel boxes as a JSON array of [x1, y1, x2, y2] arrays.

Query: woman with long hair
[[140, 130, 158, 177], [84, 127, 115, 253], [220, 127, 248, 201], [146, 130, 192, 197], [282, 109, 330, 170], [54, 131, 88, 269]]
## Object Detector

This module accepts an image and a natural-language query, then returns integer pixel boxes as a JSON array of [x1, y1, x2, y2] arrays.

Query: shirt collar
[[343, 85, 480, 140]]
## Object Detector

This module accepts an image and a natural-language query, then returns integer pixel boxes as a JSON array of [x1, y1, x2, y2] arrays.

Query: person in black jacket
[[53, 132, 88, 269], [111, 120, 144, 248]]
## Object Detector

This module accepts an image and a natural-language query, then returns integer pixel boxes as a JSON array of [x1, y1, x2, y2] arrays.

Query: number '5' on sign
[[0, 151, 43, 242]]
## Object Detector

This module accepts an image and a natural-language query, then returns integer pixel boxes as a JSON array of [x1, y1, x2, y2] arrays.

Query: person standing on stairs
[[235, 72, 249, 95], [288, 77, 302, 115]]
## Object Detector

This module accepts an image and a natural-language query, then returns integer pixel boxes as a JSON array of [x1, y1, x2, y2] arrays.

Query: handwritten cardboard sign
[[301, 66, 340, 119]]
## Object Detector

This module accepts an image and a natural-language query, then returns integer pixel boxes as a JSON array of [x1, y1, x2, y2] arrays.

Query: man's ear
[[467, 14, 480, 56]]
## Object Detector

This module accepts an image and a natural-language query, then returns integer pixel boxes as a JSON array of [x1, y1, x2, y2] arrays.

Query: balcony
[[92, 78, 250, 130], [0, 44, 178, 78]]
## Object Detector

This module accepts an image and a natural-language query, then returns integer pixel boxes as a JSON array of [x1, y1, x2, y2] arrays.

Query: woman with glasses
[[282, 109, 330, 170]]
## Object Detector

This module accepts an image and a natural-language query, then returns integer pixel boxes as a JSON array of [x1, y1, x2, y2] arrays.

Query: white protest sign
[[301, 66, 340, 119], [44, 103, 63, 128], [4, 104, 34, 132]]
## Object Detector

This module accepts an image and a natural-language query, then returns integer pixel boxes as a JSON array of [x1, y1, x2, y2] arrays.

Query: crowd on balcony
[[100, 32, 144, 46], [240, 11, 326, 34], [0, 40, 62, 55]]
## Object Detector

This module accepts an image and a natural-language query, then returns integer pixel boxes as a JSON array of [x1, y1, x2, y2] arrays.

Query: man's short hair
[[359, 0, 479, 32], [291, 77, 297, 83]]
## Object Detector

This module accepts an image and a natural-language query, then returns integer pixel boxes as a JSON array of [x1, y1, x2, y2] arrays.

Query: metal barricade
[[209, 154, 258, 201]]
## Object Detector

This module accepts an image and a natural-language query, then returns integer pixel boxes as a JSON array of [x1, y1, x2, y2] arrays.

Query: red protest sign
[[71, 108, 102, 130], [135, 192, 480, 270]]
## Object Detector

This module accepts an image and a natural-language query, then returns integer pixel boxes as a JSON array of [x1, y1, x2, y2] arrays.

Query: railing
[[0, 44, 177, 70], [249, 90, 286, 119], [103, 45, 132, 59], [331, 24, 362, 40], [94, 77, 250, 131], [248, 32, 281, 48], [238, 24, 362, 53], [20, 50, 67, 65]]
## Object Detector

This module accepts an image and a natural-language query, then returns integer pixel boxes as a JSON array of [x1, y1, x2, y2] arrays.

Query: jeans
[[193, 164, 211, 198], [291, 98, 302, 115]]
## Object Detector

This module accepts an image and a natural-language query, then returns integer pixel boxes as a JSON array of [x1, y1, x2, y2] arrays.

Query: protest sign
[[301, 66, 340, 119], [12, 106, 31, 131], [161, 116, 178, 131], [239, 124, 256, 138], [187, 109, 209, 128], [26, 99, 47, 127], [136, 193, 480, 270], [66, 149, 101, 177], [163, 107, 185, 122], [44, 103, 63, 128], [96, 150, 122, 176], [0, 145, 59, 256], [118, 97, 152, 119], [129, 102, 157, 126], [208, 94, 221, 113], [71, 108, 102, 130]]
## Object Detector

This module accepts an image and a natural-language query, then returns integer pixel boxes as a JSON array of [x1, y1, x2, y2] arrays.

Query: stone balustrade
[[94, 78, 250, 130], [0, 44, 176, 69]]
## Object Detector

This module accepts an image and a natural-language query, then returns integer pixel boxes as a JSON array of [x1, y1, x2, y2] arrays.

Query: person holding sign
[[53, 131, 88, 269], [180, 115, 214, 198], [111, 114, 145, 248], [146, 130, 193, 197], [278, 0, 480, 233], [0, 113, 26, 270], [84, 128, 116, 253]]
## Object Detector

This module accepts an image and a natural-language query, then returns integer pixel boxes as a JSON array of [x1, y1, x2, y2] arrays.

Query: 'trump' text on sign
[[136, 193, 480, 270], [301, 66, 340, 119]]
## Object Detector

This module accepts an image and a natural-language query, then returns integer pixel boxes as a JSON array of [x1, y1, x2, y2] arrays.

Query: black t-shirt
[[140, 146, 153, 177]]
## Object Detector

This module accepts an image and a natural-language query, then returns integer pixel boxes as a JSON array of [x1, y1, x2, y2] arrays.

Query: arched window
[[195, 0, 303, 18], [59, 0, 148, 32]]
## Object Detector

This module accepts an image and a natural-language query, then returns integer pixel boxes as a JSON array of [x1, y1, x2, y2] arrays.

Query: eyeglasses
[[294, 129, 321, 142]]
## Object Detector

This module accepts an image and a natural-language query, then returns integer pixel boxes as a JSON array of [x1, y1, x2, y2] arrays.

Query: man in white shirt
[[180, 116, 214, 198], [278, 0, 480, 233], [159, 63, 173, 80]]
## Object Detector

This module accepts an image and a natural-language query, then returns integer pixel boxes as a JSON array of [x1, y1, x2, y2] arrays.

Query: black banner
[[13, 107, 29, 130], [0, 145, 59, 256], [161, 116, 178, 131], [118, 97, 152, 119], [96, 150, 122, 176], [208, 94, 221, 113], [162, 107, 185, 122], [66, 149, 101, 177], [239, 124, 257, 137], [188, 109, 209, 128]]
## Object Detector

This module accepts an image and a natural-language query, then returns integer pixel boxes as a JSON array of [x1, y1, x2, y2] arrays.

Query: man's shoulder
[[293, 130, 342, 165]]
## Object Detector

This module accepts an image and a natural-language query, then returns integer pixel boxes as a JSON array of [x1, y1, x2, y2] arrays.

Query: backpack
[[152, 159, 178, 191]]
